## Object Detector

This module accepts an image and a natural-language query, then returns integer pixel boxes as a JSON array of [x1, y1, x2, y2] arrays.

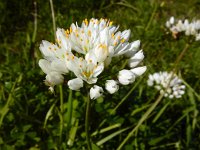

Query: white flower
[[66, 53, 104, 84], [39, 18, 146, 96], [131, 66, 147, 77], [128, 50, 144, 68], [68, 78, 83, 91], [147, 71, 186, 99], [118, 70, 135, 85], [45, 71, 64, 91], [39, 59, 68, 74], [195, 33, 200, 41], [166, 17, 200, 40], [39, 59, 66, 91], [90, 85, 104, 99], [124, 40, 140, 57], [105, 80, 119, 94]]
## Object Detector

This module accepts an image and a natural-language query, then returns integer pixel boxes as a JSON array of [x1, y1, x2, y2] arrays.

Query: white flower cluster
[[39, 18, 146, 99], [147, 71, 185, 99], [166, 16, 200, 41]]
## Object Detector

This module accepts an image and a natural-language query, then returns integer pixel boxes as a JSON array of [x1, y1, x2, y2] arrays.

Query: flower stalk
[[85, 90, 92, 150]]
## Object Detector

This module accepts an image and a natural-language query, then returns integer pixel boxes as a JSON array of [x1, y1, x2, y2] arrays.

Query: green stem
[[99, 77, 144, 128], [117, 93, 164, 150], [85, 91, 92, 150], [66, 89, 73, 129], [59, 85, 64, 144], [49, 0, 56, 40]]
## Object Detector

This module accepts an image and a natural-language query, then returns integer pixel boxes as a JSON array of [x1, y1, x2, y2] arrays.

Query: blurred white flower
[[105, 80, 119, 94], [118, 70, 135, 85], [90, 85, 104, 99], [166, 17, 200, 40], [147, 71, 186, 99], [68, 78, 83, 91]]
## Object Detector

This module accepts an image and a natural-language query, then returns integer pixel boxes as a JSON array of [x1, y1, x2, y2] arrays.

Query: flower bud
[[105, 80, 119, 94], [68, 78, 83, 91], [90, 85, 104, 99], [45, 72, 64, 86], [118, 70, 135, 85]]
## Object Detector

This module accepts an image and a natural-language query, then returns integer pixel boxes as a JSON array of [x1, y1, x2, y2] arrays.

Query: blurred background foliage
[[0, 0, 200, 149]]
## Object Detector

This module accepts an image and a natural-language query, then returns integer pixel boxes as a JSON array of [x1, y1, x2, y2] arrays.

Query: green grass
[[0, 0, 200, 149]]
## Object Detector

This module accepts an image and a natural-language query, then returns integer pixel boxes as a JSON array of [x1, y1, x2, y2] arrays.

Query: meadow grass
[[0, 0, 200, 149]]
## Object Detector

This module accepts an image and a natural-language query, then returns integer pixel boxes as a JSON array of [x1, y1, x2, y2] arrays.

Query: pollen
[[109, 21, 113, 26], [88, 30, 91, 37], [70, 27, 72, 33], [84, 19, 88, 26], [121, 38, 125, 43], [66, 29, 69, 34], [111, 33, 115, 38]]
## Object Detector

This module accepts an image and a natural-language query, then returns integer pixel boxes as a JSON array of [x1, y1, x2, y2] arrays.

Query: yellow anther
[[111, 33, 115, 38], [118, 36, 121, 40], [121, 39, 125, 43], [89, 59, 92, 63], [48, 47, 52, 50], [71, 56, 74, 60], [94, 65, 97, 69], [109, 21, 113, 26], [66, 29, 69, 34], [88, 30, 91, 37], [70, 27, 72, 33], [114, 42, 117, 46], [99, 44, 107, 49], [84, 18, 88, 26], [66, 52, 69, 56], [79, 65, 82, 68], [54, 48, 57, 51]]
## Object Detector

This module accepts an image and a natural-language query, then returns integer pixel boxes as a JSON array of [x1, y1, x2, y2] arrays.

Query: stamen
[[70, 27, 72, 33], [121, 38, 125, 43], [88, 30, 91, 37]]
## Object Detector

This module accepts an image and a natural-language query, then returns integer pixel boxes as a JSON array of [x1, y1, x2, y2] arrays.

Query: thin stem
[[117, 93, 164, 150], [32, 1, 37, 43], [59, 85, 64, 144], [85, 90, 92, 150], [117, 43, 190, 150], [66, 89, 73, 129], [172, 43, 189, 73], [99, 77, 144, 128], [49, 0, 56, 40]]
